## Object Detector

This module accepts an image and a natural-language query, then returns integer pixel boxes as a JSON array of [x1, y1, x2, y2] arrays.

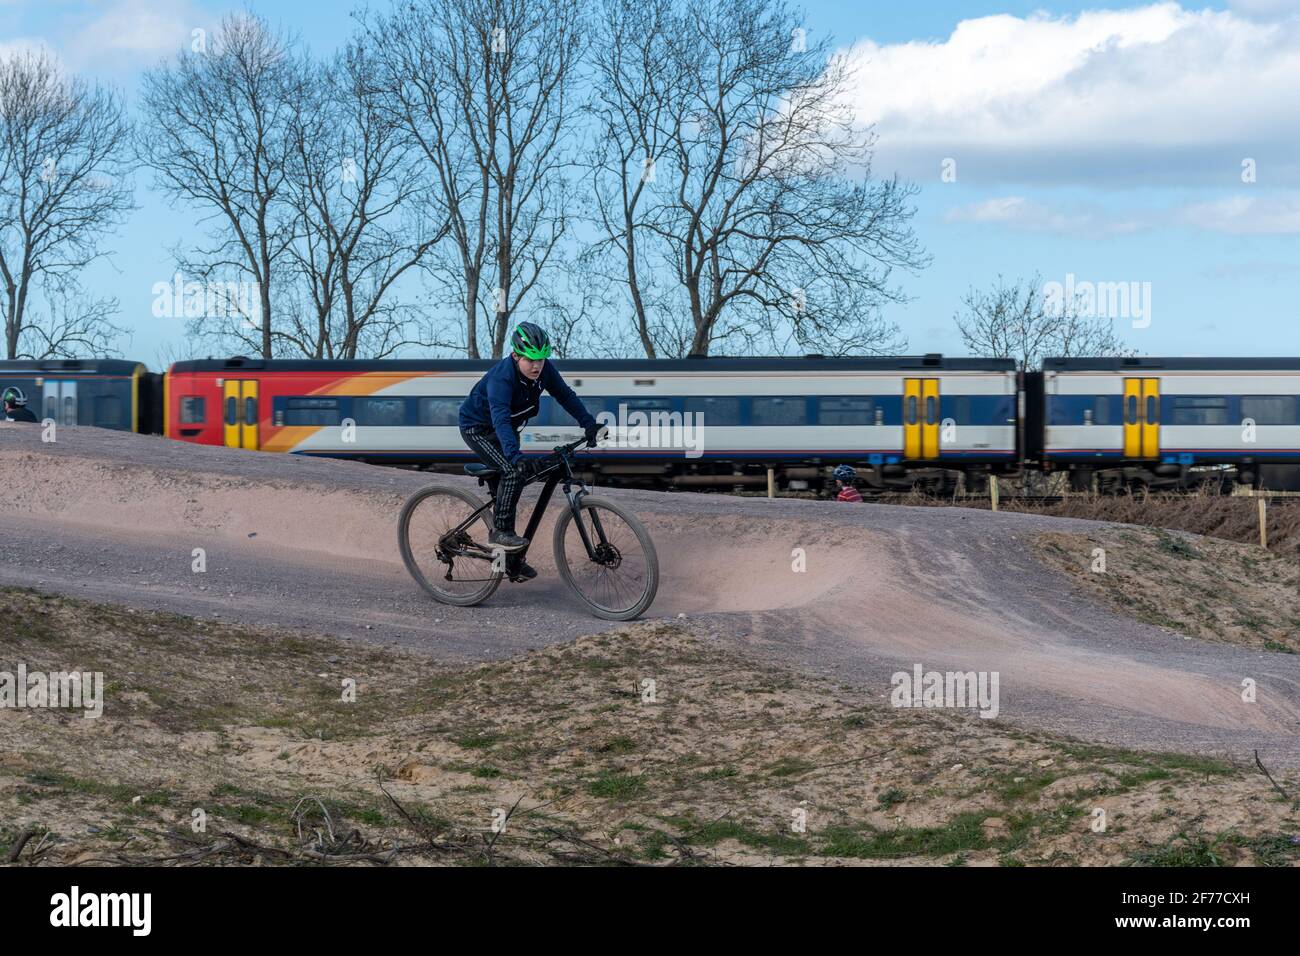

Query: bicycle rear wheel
[[398, 485, 502, 606], [552, 496, 658, 621]]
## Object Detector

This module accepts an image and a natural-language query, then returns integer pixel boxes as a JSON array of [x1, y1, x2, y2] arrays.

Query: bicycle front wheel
[[552, 496, 659, 621], [398, 484, 503, 607]]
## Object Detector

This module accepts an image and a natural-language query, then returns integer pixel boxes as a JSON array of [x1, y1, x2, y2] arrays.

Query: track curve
[[2, 422, 1298, 765]]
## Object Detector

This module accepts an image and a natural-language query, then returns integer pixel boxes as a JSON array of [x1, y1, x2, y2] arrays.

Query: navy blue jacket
[[459, 356, 596, 463]]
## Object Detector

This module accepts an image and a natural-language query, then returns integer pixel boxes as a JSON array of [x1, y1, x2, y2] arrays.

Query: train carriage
[[165, 354, 1020, 491], [0, 359, 163, 434], [1036, 356, 1300, 491]]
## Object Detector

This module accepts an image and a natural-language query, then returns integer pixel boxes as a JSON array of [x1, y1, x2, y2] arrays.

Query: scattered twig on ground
[[1254, 750, 1292, 801]]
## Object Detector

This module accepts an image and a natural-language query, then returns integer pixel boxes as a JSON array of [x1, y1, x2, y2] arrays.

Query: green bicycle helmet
[[2, 386, 27, 407], [511, 322, 552, 361]]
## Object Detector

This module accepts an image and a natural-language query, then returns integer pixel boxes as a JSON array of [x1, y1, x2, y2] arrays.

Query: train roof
[[169, 353, 1016, 373], [1044, 356, 1300, 371], [0, 359, 145, 374]]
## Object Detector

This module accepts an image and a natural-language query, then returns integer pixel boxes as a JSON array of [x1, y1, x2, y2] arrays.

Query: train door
[[42, 379, 78, 425], [1122, 377, 1160, 458], [904, 378, 940, 459], [222, 379, 260, 450]]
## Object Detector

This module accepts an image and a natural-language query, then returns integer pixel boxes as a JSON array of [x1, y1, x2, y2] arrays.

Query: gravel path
[[3, 422, 1299, 765]]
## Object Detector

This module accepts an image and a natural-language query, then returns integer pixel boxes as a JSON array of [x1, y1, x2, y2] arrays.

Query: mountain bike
[[398, 434, 659, 621]]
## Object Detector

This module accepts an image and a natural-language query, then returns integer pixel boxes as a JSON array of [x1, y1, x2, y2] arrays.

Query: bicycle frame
[[444, 440, 615, 569]]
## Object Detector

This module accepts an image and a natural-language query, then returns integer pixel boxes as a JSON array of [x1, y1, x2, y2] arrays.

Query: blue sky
[[3, 0, 1298, 364]]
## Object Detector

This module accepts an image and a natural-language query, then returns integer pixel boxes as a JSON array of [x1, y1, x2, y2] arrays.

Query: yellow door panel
[[903, 378, 921, 459], [240, 380, 259, 450], [223, 380, 241, 448], [921, 379, 940, 459], [1123, 378, 1142, 458], [1141, 377, 1159, 459]]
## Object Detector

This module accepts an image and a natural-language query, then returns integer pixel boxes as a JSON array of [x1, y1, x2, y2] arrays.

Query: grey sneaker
[[488, 529, 529, 552]]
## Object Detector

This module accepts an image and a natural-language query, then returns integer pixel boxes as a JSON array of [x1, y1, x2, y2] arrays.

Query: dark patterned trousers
[[461, 425, 523, 534]]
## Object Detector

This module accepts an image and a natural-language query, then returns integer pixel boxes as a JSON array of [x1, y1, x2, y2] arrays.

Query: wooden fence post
[[1259, 496, 1268, 549]]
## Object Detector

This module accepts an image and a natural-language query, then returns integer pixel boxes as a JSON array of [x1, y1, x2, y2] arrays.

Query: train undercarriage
[[416, 457, 1300, 496]]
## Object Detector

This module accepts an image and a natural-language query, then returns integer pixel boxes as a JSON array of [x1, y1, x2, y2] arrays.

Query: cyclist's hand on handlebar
[[584, 422, 608, 448]]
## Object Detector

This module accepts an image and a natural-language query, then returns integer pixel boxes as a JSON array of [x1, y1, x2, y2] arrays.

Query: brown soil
[[1034, 528, 1300, 655], [889, 488, 1300, 556], [3, 587, 1298, 867]]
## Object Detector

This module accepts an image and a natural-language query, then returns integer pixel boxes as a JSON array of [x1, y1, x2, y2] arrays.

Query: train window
[[94, 396, 123, 427], [180, 397, 206, 424], [906, 395, 918, 426], [1146, 394, 1158, 424], [925, 395, 937, 425], [225, 396, 237, 426], [418, 397, 461, 426], [62, 395, 77, 425], [683, 396, 742, 425], [818, 397, 874, 425], [284, 397, 340, 426], [619, 397, 677, 413], [1126, 395, 1138, 425], [244, 396, 257, 426], [1240, 396, 1298, 425], [353, 397, 407, 426], [1169, 396, 1228, 425], [752, 397, 807, 426], [596, 397, 677, 424], [1093, 397, 1111, 425]]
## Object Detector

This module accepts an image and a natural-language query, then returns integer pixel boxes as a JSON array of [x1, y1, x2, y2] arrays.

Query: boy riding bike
[[458, 322, 601, 582]]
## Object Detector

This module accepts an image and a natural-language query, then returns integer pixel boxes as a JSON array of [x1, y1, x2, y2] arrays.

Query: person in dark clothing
[[2, 386, 38, 423], [459, 322, 601, 582]]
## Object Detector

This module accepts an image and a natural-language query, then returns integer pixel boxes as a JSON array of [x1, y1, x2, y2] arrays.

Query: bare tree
[[15, 285, 127, 359], [0, 49, 133, 358], [954, 274, 1131, 370], [283, 42, 448, 358], [584, 0, 691, 358], [368, 0, 584, 358], [589, 0, 925, 357], [137, 14, 300, 358]]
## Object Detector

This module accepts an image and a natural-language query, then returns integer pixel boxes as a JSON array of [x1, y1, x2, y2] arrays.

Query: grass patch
[[587, 772, 646, 799], [818, 812, 989, 860]]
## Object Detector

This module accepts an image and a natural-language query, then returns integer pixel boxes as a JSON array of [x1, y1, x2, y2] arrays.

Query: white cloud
[[845, 3, 1300, 186], [1178, 194, 1300, 233], [1200, 260, 1300, 280], [946, 190, 1300, 236], [944, 195, 1148, 236], [1228, 0, 1300, 19], [64, 0, 210, 71]]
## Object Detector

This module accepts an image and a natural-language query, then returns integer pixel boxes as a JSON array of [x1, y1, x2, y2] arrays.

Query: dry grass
[[1035, 528, 1300, 654], [892, 488, 1300, 556], [3, 587, 1299, 867]]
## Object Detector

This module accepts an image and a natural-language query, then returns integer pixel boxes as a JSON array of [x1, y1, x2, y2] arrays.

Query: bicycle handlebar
[[525, 428, 606, 478], [552, 433, 591, 456]]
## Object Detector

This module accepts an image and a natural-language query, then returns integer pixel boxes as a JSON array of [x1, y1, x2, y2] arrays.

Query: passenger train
[[3, 353, 1298, 492]]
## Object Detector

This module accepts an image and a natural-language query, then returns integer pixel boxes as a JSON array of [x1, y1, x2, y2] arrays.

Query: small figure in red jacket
[[833, 464, 863, 502]]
